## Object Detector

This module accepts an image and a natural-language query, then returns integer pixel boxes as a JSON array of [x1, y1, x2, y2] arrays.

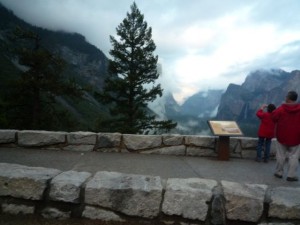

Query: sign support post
[[217, 136, 230, 160]]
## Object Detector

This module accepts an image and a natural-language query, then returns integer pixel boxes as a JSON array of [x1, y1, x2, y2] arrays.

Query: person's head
[[286, 91, 298, 103], [267, 104, 276, 113]]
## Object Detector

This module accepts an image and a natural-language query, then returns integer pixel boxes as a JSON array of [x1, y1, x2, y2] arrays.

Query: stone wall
[[0, 129, 279, 159], [0, 163, 300, 225], [2, 129, 298, 224]]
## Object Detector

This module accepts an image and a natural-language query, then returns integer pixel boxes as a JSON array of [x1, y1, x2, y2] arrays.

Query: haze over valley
[[1, 1, 300, 136]]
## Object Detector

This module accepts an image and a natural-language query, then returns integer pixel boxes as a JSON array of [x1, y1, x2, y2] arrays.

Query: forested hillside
[[0, 3, 110, 131]]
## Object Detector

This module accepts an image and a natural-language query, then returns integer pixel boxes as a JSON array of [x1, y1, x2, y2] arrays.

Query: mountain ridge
[[161, 68, 300, 136], [1, 3, 300, 136], [216, 69, 300, 136]]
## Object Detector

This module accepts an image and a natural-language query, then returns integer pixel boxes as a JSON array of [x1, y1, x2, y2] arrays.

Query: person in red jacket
[[256, 103, 276, 162], [272, 91, 300, 182]]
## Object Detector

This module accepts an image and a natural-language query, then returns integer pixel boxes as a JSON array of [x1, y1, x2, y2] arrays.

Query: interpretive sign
[[207, 120, 243, 161], [208, 120, 243, 136]]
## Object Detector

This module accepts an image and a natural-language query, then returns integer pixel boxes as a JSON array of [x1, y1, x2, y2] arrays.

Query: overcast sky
[[1, 0, 300, 104]]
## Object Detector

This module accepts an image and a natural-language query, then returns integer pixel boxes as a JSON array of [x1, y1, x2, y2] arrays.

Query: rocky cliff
[[160, 90, 223, 135], [0, 4, 108, 91], [162, 69, 300, 136], [180, 89, 223, 117], [216, 69, 300, 136]]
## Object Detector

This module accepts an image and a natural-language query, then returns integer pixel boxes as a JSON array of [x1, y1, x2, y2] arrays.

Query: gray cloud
[[1, 0, 300, 103]]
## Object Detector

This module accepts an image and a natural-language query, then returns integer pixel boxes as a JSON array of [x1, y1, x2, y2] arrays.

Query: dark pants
[[256, 137, 272, 161]]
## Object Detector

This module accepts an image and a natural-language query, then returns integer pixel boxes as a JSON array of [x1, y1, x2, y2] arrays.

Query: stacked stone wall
[[1, 129, 299, 224], [0, 163, 300, 224], [0, 130, 279, 160]]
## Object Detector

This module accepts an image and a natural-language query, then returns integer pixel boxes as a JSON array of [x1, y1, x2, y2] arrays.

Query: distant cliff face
[[180, 90, 223, 117], [156, 90, 223, 135], [55, 44, 107, 90], [216, 69, 300, 122], [165, 69, 300, 124], [37, 31, 108, 91], [163, 69, 300, 136], [0, 3, 108, 91]]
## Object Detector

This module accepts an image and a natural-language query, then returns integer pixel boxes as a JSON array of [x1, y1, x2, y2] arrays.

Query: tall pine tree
[[96, 2, 176, 134]]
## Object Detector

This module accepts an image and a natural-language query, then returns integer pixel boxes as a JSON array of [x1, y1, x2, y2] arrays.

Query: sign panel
[[208, 120, 243, 136]]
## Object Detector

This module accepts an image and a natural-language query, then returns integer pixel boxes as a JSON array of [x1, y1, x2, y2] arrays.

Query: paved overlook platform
[[0, 147, 299, 188]]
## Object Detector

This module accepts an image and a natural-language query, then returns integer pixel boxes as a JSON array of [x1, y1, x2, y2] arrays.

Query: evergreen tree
[[96, 2, 176, 134], [5, 27, 83, 130]]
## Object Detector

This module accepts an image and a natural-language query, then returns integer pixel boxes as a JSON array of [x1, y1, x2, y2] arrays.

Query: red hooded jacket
[[271, 103, 300, 146], [256, 109, 275, 138]]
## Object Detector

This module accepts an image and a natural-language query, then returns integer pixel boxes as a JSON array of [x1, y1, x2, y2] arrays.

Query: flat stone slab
[[162, 135, 184, 146], [41, 207, 71, 219], [49, 170, 91, 203], [123, 134, 162, 151], [0, 163, 61, 200], [18, 130, 66, 147], [162, 178, 218, 221], [0, 130, 17, 143], [221, 180, 268, 222], [96, 133, 121, 149], [82, 206, 124, 222], [85, 171, 163, 218], [67, 132, 97, 145], [269, 187, 300, 220], [1, 203, 35, 215], [185, 135, 216, 148]]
